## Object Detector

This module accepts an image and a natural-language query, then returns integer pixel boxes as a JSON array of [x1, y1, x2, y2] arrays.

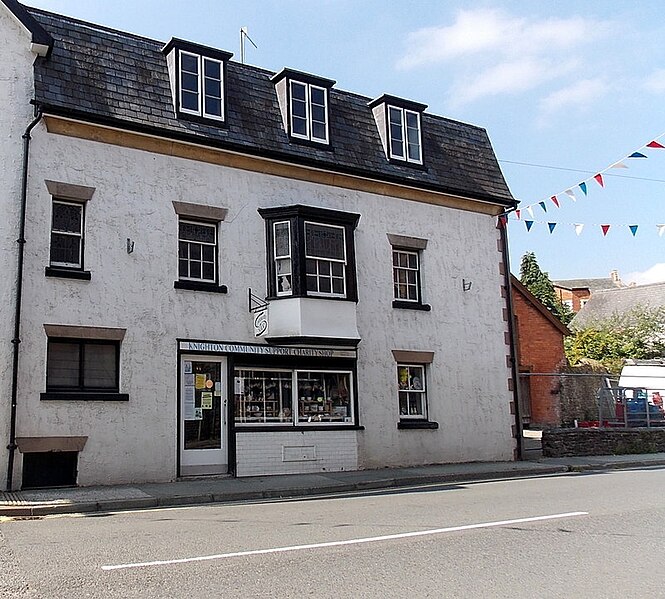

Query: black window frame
[[49, 198, 85, 270], [258, 205, 360, 302], [177, 218, 219, 285], [41, 338, 128, 401]]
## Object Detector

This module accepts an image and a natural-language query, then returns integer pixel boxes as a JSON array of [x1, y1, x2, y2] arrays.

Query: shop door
[[179, 356, 228, 476]]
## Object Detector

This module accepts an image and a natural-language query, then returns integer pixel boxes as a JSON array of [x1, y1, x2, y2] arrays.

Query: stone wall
[[558, 363, 611, 425], [543, 428, 665, 457]]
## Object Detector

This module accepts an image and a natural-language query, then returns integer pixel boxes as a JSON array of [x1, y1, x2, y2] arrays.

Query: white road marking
[[101, 511, 588, 571]]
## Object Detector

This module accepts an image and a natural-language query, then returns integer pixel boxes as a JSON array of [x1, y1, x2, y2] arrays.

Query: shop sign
[[179, 341, 356, 359]]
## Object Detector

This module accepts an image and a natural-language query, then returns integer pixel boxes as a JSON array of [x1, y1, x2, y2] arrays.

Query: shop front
[[178, 341, 360, 477]]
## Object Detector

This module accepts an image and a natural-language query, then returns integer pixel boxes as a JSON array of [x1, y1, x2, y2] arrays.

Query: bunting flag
[[527, 206, 534, 218], [504, 217, 665, 238], [515, 209, 521, 220], [498, 215, 507, 228], [515, 133, 665, 214]]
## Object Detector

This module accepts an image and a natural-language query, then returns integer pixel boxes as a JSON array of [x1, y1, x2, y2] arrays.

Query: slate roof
[[571, 282, 665, 329], [22, 5, 515, 207], [553, 278, 618, 292]]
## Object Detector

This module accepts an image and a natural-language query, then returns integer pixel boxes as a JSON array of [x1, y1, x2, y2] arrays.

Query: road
[[1, 467, 665, 598]]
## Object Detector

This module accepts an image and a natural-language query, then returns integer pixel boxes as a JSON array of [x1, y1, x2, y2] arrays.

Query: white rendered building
[[0, 0, 518, 489]]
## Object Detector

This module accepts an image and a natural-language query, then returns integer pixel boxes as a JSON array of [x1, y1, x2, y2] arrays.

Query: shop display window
[[234, 368, 353, 426], [234, 369, 293, 423]]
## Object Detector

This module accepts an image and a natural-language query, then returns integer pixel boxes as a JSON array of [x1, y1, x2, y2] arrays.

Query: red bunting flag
[[594, 174, 604, 187], [497, 215, 507, 228], [550, 195, 559, 208], [601, 224, 611, 236], [515, 209, 521, 220], [647, 141, 664, 149]]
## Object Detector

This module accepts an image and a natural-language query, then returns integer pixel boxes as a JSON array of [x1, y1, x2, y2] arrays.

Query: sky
[[21, 0, 665, 285]]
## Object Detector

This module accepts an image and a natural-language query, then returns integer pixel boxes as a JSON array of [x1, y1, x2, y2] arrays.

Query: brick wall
[[543, 428, 665, 456], [513, 289, 566, 426], [235, 430, 359, 477]]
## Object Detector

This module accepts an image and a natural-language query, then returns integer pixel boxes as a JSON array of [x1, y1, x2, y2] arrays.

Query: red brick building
[[553, 270, 622, 313], [511, 276, 570, 427]]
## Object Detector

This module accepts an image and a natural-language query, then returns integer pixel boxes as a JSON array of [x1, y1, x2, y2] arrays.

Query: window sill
[[45, 267, 91, 281], [397, 420, 438, 430], [235, 424, 364, 432], [392, 301, 431, 311], [174, 281, 228, 293], [288, 135, 334, 151], [40, 392, 129, 402]]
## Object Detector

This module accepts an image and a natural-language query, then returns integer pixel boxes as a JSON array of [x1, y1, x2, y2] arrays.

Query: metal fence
[[518, 371, 665, 429]]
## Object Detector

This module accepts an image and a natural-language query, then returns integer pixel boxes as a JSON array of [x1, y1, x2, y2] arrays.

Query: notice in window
[[184, 386, 196, 420], [195, 374, 207, 390], [201, 392, 213, 410]]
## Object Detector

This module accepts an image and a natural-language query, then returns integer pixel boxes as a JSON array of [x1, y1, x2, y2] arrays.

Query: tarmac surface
[[2, 453, 665, 518]]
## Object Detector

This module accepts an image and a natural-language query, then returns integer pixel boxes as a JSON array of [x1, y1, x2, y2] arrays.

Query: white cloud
[[397, 9, 601, 70], [539, 78, 607, 116], [643, 69, 665, 92], [624, 263, 665, 286], [396, 8, 610, 106]]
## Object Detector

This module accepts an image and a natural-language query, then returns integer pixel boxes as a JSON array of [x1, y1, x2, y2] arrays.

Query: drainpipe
[[498, 210, 523, 460], [6, 108, 43, 491]]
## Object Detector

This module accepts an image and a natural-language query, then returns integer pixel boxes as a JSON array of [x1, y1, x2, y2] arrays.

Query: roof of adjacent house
[[552, 278, 618, 292], [12, 3, 515, 207], [511, 276, 571, 336], [571, 281, 665, 329]]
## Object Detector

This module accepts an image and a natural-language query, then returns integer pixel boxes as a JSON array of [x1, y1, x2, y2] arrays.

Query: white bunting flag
[[610, 161, 628, 169], [658, 224, 665, 237], [565, 189, 576, 202], [574, 223, 584, 236], [526, 206, 534, 218]]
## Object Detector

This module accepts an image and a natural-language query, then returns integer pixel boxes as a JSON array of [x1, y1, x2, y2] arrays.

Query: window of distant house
[[179, 51, 224, 121], [41, 325, 128, 402], [397, 364, 427, 419], [259, 205, 360, 301], [50, 200, 84, 269], [388, 106, 422, 164], [289, 80, 329, 144], [178, 219, 217, 283]]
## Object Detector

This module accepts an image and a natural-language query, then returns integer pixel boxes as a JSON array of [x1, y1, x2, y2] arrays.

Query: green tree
[[519, 252, 572, 324], [565, 306, 665, 374]]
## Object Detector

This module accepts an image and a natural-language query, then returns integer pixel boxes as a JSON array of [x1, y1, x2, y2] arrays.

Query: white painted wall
[[9, 125, 513, 485], [0, 7, 44, 490]]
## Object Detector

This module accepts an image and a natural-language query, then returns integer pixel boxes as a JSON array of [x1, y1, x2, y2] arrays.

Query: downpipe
[[6, 109, 43, 491], [498, 212, 523, 460]]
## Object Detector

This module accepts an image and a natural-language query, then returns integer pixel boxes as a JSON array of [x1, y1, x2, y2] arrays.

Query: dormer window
[[388, 106, 421, 164], [272, 69, 335, 146], [162, 38, 232, 123], [369, 94, 427, 166]]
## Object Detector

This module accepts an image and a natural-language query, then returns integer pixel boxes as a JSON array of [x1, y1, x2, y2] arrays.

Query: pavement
[[2, 453, 665, 518]]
